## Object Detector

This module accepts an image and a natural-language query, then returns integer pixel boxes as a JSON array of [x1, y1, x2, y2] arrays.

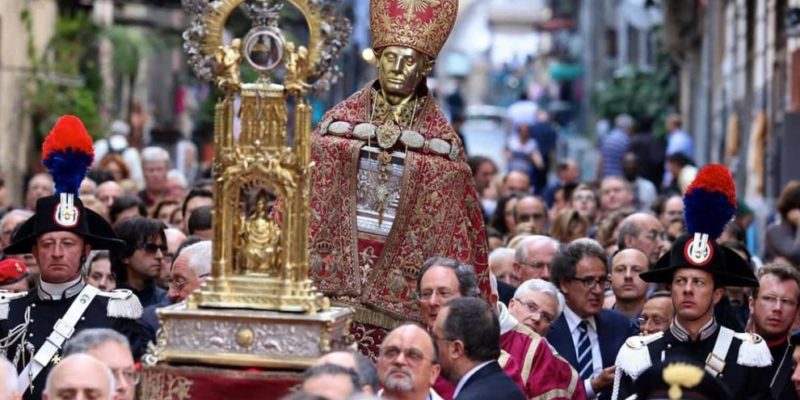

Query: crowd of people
[[0, 113, 795, 400]]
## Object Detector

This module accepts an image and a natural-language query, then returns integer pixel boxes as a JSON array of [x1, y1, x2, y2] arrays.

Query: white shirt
[[452, 361, 493, 399], [563, 305, 602, 398], [497, 302, 518, 335], [377, 388, 443, 400]]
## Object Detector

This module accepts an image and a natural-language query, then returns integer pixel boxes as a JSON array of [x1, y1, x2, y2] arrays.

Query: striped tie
[[576, 320, 593, 380]]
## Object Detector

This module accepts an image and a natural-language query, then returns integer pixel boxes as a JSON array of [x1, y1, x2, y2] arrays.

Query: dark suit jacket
[[454, 361, 526, 400], [545, 308, 633, 399], [497, 279, 516, 306]]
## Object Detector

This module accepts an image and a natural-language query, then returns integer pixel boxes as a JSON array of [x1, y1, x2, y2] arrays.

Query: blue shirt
[[600, 129, 630, 178]]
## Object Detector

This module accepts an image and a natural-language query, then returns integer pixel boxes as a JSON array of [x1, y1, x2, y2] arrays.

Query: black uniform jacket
[[0, 284, 150, 400], [615, 323, 773, 400]]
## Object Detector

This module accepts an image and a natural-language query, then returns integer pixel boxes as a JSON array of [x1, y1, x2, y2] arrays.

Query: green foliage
[[592, 55, 678, 137], [21, 10, 104, 140]]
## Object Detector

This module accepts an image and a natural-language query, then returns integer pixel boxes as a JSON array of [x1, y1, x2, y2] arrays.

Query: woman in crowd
[[84, 250, 116, 292]]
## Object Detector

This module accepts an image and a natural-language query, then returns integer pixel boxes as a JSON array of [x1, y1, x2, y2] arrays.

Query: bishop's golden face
[[376, 46, 432, 104]]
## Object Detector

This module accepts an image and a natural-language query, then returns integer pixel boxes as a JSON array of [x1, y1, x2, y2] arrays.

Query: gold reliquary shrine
[[144, 0, 353, 370]]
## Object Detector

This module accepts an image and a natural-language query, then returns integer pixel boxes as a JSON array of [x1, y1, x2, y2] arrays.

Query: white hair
[[488, 248, 515, 268], [0, 209, 34, 228], [167, 169, 188, 189], [110, 120, 130, 137], [514, 278, 565, 319], [181, 240, 212, 277], [615, 114, 634, 129], [514, 235, 559, 264], [0, 357, 18, 398], [44, 354, 116, 400], [141, 147, 170, 164]]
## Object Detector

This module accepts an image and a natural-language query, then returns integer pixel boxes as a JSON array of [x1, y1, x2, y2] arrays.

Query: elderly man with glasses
[[508, 278, 563, 336], [546, 239, 634, 399], [512, 235, 558, 283], [417, 256, 587, 400], [63, 328, 139, 400]]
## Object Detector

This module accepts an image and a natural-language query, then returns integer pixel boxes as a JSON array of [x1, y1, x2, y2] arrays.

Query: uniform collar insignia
[[670, 318, 718, 342], [38, 276, 86, 301]]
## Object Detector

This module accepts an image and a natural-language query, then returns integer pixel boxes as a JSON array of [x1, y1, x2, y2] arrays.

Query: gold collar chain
[[371, 88, 421, 128]]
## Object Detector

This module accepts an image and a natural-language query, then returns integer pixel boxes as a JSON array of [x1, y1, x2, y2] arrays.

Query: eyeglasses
[[140, 243, 167, 254], [112, 367, 140, 385], [519, 261, 549, 272], [379, 345, 433, 365], [168, 278, 188, 290], [168, 274, 209, 290], [571, 275, 611, 290], [515, 299, 554, 323], [758, 295, 798, 308], [573, 194, 595, 202]]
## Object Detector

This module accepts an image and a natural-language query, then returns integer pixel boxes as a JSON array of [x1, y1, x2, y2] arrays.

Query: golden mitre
[[369, 0, 458, 58]]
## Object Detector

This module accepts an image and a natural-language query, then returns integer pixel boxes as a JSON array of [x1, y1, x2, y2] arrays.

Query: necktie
[[576, 320, 593, 380]]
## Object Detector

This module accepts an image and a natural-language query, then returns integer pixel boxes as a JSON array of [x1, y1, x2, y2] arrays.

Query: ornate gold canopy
[[143, 0, 353, 371]]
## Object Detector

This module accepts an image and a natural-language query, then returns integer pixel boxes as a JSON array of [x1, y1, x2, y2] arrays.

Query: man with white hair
[[43, 354, 115, 400], [159, 228, 187, 288], [489, 248, 517, 287], [140, 241, 211, 337], [138, 147, 171, 209], [508, 279, 564, 336], [0, 357, 20, 400], [512, 235, 559, 282], [63, 328, 137, 400]]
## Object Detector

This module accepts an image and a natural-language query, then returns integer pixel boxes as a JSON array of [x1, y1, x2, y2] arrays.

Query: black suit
[[497, 279, 516, 306], [768, 340, 798, 400], [546, 308, 633, 399], [454, 361, 526, 400]]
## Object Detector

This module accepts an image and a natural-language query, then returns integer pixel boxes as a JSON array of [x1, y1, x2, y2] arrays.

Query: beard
[[384, 367, 414, 392]]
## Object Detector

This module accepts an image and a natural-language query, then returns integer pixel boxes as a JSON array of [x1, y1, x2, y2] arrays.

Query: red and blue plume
[[683, 164, 737, 240], [41, 115, 94, 195]]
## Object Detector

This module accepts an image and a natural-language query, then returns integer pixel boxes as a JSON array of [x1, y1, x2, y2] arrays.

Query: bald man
[[43, 354, 115, 400], [377, 324, 442, 400], [96, 181, 124, 208], [616, 213, 668, 265], [609, 248, 651, 321], [503, 171, 531, 197]]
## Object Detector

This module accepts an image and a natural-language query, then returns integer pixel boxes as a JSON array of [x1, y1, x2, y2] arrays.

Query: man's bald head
[[503, 171, 530, 196], [44, 354, 115, 400], [96, 181, 123, 207]]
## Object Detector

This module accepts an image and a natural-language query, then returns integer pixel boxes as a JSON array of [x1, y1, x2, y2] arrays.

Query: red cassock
[[308, 83, 489, 358], [432, 324, 587, 400]]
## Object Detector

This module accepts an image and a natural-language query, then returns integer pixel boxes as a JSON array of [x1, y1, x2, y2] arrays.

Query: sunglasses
[[141, 243, 167, 254]]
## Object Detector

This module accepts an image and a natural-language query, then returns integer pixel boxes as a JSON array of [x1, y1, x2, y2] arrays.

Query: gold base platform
[[192, 276, 329, 313], [147, 302, 353, 370]]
